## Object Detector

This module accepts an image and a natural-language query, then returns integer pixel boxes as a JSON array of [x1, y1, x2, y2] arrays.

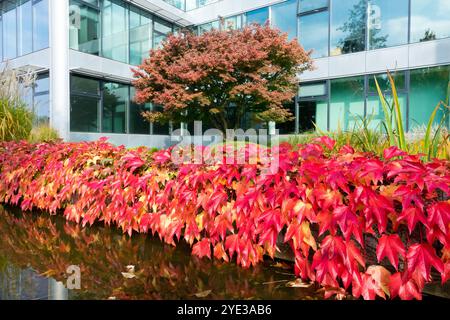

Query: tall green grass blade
[[387, 71, 406, 150], [374, 76, 395, 146]]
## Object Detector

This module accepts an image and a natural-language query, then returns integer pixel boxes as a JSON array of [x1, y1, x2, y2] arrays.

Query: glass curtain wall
[[0, 0, 49, 61], [69, 0, 174, 65], [70, 75, 170, 135]]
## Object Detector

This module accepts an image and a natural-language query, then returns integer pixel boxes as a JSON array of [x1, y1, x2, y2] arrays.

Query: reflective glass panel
[[102, 82, 128, 133], [299, 11, 329, 58], [329, 76, 365, 131], [368, 0, 409, 50], [102, 0, 128, 63], [69, 0, 100, 55], [18, 0, 33, 56], [330, 0, 366, 56], [129, 7, 152, 65], [246, 7, 269, 26], [298, 0, 328, 13], [409, 66, 450, 129], [272, 0, 297, 40], [33, 0, 49, 51], [411, 0, 450, 43]]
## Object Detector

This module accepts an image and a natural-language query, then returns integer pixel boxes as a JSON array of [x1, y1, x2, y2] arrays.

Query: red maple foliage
[[132, 24, 313, 131], [0, 137, 449, 300]]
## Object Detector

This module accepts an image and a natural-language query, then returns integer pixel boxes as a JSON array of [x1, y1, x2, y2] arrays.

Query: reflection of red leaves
[[376, 234, 405, 270]]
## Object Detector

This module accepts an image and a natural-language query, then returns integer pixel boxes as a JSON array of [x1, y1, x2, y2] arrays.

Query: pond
[[0, 205, 323, 300]]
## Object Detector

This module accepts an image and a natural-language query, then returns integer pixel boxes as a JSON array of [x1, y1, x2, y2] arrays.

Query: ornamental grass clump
[[0, 137, 449, 300]]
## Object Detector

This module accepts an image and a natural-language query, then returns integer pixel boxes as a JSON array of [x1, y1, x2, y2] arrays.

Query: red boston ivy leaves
[[0, 137, 449, 300], [376, 234, 406, 270]]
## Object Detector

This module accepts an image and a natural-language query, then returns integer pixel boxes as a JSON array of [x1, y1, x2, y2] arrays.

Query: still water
[[0, 205, 322, 300]]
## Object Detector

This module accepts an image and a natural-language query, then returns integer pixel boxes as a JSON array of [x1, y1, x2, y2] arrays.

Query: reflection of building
[[1, 0, 449, 147]]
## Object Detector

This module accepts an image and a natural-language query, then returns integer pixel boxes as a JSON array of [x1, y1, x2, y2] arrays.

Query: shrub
[[28, 124, 60, 143], [0, 66, 35, 142], [0, 138, 449, 300]]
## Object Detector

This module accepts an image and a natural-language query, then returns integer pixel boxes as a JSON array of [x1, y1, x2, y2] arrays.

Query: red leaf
[[383, 146, 407, 160], [312, 136, 336, 150], [192, 238, 211, 259], [389, 272, 422, 300], [407, 243, 444, 282], [427, 201, 450, 235], [397, 207, 427, 234], [376, 234, 406, 270]]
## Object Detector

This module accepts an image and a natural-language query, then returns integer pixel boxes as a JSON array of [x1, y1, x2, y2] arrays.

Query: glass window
[[102, 82, 127, 133], [71, 75, 99, 94], [411, 0, 450, 43], [246, 7, 269, 26], [153, 18, 172, 48], [368, 72, 406, 93], [223, 15, 242, 31], [33, 0, 49, 51], [129, 7, 152, 65], [329, 76, 365, 131], [367, 94, 407, 130], [272, 0, 297, 40], [299, 10, 329, 58], [129, 87, 150, 134], [198, 20, 219, 34], [299, 82, 327, 97], [70, 95, 100, 132], [298, 0, 328, 13], [70, 76, 100, 132], [409, 66, 450, 129], [368, 0, 409, 50], [298, 99, 328, 133], [69, 0, 100, 55], [18, 0, 33, 56], [102, 0, 128, 63], [330, 0, 366, 56], [32, 73, 50, 125], [3, 4, 17, 60]]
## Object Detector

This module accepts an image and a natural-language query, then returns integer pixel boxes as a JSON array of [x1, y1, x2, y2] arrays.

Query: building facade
[[1, 0, 449, 147]]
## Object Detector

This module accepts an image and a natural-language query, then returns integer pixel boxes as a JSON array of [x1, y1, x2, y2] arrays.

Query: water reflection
[[0, 205, 321, 300]]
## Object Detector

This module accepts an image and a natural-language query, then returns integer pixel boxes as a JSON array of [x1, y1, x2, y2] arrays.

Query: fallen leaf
[[286, 278, 313, 288], [193, 289, 212, 298]]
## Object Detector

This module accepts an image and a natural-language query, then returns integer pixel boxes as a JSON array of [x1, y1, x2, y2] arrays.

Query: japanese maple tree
[[132, 24, 313, 132]]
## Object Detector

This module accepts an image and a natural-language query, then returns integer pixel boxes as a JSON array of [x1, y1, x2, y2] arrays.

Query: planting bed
[[0, 137, 449, 300]]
